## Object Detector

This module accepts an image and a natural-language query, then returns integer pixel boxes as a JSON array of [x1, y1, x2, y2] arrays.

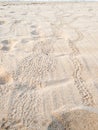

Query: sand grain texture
[[0, 2, 98, 130]]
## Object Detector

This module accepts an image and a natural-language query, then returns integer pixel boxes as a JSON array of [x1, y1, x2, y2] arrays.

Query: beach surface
[[0, 2, 98, 130]]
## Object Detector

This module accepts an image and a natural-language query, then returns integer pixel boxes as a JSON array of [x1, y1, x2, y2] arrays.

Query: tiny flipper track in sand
[[68, 39, 95, 106]]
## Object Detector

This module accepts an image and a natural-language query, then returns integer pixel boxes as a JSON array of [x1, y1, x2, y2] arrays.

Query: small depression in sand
[[48, 107, 98, 130], [1, 40, 9, 45], [10, 11, 15, 13], [0, 66, 12, 85], [1, 46, 10, 51], [1, 39, 16, 51], [0, 21, 5, 25]]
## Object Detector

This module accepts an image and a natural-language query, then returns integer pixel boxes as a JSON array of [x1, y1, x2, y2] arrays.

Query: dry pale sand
[[0, 2, 98, 130]]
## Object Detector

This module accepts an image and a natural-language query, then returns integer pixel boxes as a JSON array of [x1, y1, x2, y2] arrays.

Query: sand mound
[[0, 66, 12, 85], [48, 106, 98, 130]]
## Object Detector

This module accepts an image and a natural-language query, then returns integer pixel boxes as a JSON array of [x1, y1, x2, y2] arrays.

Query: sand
[[0, 2, 98, 130]]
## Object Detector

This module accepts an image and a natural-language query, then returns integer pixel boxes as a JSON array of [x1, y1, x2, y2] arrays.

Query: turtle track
[[14, 52, 56, 89], [53, 7, 95, 106], [68, 39, 95, 106]]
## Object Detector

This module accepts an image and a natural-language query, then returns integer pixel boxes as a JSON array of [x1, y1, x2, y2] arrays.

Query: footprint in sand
[[22, 13, 27, 15], [0, 66, 13, 85], [88, 8, 93, 11], [0, 39, 16, 51], [30, 25, 39, 36], [0, 21, 5, 25], [31, 30, 38, 35], [10, 11, 15, 13], [1, 46, 10, 51], [0, 8, 4, 10], [31, 25, 36, 28], [21, 38, 30, 44]]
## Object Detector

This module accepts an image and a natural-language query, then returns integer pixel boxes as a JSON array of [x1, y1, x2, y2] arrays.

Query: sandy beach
[[0, 2, 98, 130]]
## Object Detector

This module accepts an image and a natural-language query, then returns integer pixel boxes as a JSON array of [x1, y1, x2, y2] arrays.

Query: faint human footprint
[[0, 21, 5, 25], [31, 25, 39, 36], [10, 11, 15, 13], [21, 38, 30, 43], [1, 39, 16, 51]]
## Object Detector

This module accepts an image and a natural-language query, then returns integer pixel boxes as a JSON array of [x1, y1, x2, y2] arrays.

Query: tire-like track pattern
[[68, 39, 95, 106]]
